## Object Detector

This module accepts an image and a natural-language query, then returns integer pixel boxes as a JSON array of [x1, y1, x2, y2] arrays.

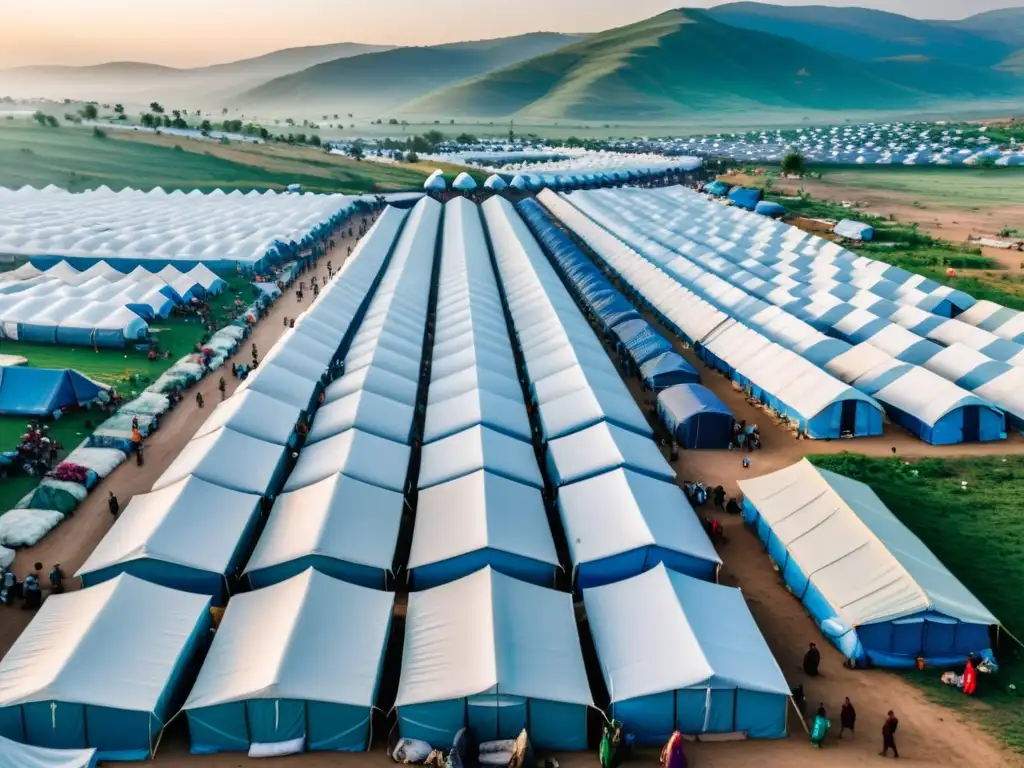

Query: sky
[[3, 0, 1020, 68]]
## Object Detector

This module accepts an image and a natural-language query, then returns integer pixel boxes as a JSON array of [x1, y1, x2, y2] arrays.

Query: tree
[[32, 110, 48, 126], [349, 140, 364, 160], [92, 126, 107, 139], [172, 116, 188, 129], [406, 151, 419, 163], [222, 108, 229, 115], [388, 118, 399, 125], [309, 134, 322, 147], [781, 151, 806, 176], [200, 119, 212, 133], [45, 115, 59, 128], [149, 102, 164, 114], [456, 133, 476, 144], [113, 104, 125, 115]]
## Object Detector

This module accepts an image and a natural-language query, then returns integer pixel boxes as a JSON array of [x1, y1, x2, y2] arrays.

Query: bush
[[406, 151, 419, 163], [92, 126, 107, 139], [781, 151, 806, 175]]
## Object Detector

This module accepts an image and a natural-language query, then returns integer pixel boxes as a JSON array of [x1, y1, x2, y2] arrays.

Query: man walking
[[839, 697, 856, 738], [108, 491, 119, 518], [881, 710, 899, 758]]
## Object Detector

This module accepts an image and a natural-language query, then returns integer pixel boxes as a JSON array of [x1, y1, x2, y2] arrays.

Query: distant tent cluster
[[546, 186, 1015, 444], [0, 185, 356, 272], [0, 261, 226, 347]]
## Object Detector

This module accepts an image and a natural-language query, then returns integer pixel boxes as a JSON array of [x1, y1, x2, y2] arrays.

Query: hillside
[[234, 32, 585, 114], [401, 10, 927, 121], [708, 2, 1014, 68], [0, 43, 392, 104], [946, 7, 1024, 47]]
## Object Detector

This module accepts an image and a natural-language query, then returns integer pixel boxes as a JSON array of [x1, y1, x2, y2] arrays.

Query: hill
[[0, 43, 392, 105], [402, 10, 933, 121], [234, 32, 586, 115], [946, 7, 1024, 47], [708, 2, 1014, 68]]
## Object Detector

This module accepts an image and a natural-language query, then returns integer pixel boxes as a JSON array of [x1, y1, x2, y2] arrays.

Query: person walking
[[135, 441, 145, 467], [803, 642, 821, 677], [880, 710, 899, 758], [218, 376, 226, 399], [48, 564, 65, 595], [839, 697, 856, 738], [196, 392, 204, 409], [108, 491, 119, 518]]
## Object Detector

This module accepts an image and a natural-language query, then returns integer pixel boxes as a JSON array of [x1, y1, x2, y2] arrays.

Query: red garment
[[963, 659, 977, 696]]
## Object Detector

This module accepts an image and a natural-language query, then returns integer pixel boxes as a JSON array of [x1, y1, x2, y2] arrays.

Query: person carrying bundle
[[810, 704, 830, 748]]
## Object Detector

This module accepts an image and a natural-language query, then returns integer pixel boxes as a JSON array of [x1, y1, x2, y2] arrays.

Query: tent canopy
[[395, 567, 593, 708], [418, 425, 542, 490], [0, 736, 96, 768], [0, 367, 107, 416], [153, 427, 287, 497], [738, 459, 997, 628], [193, 389, 302, 446], [546, 421, 675, 487], [283, 428, 410, 493], [185, 568, 393, 709]]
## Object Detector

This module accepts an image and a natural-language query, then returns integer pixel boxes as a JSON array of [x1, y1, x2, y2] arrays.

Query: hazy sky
[[4, 0, 1020, 68]]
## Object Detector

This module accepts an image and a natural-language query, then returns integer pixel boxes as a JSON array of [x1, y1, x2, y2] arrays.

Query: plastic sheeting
[[834, 219, 874, 241], [639, 352, 700, 390]]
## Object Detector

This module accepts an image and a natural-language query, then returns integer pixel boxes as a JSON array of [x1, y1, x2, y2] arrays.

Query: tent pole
[[788, 697, 809, 735]]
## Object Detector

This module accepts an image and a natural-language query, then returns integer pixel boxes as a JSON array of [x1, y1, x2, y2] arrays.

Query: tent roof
[[236, 361, 319, 410], [657, 384, 733, 424], [409, 470, 558, 570], [423, 388, 531, 444], [584, 564, 789, 701], [184, 569, 393, 709], [738, 459, 997, 627], [0, 574, 209, 710], [246, 473, 402, 575], [77, 476, 260, 579], [307, 389, 415, 446], [418, 425, 542, 490], [153, 426, 286, 496], [395, 567, 593, 708], [284, 428, 410, 493], [0, 735, 96, 768], [193, 389, 302, 446], [547, 421, 674, 486], [557, 468, 720, 569]]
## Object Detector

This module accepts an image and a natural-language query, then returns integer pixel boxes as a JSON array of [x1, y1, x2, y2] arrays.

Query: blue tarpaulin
[[657, 384, 734, 449], [0, 366, 107, 416], [755, 201, 786, 218], [834, 219, 874, 241], [610, 319, 674, 367], [727, 187, 762, 211]]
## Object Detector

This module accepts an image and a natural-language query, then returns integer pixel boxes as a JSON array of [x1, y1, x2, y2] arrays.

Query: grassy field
[[809, 454, 1024, 751], [0, 273, 254, 512], [807, 166, 1024, 208], [0, 120, 436, 193]]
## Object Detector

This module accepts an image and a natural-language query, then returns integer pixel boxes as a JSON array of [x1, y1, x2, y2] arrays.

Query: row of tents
[[0, 196, 793, 759], [0, 262, 226, 347], [548, 187, 1009, 444]]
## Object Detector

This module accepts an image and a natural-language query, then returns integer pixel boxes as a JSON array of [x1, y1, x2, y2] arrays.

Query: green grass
[[808, 454, 1024, 751], [0, 121, 432, 193], [813, 166, 1024, 208], [0, 273, 254, 512]]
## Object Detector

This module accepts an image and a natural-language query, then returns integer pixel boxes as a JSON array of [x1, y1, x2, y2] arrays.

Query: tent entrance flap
[[840, 400, 857, 436]]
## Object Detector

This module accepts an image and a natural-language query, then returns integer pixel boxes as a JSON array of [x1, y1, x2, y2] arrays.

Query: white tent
[[408, 470, 558, 588], [395, 567, 592, 749], [236, 362, 320, 411], [452, 172, 478, 191], [245, 473, 402, 589], [307, 389, 415, 446], [283, 428, 410, 493], [152, 427, 286, 496], [0, 736, 96, 768], [76, 476, 261, 595], [193, 389, 302, 446], [418, 425, 542, 490], [584, 564, 790, 740], [183, 569, 393, 754], [0, 575, 210, 759], [546, 421, 675, 487]]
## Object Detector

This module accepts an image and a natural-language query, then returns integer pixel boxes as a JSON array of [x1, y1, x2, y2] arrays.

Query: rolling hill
[[0, 43, 393, 104], [401, 10, 936, 121], [707, 2, 1015, 68], [945, 7, 1024, 47], [234, 32, 585, 114]]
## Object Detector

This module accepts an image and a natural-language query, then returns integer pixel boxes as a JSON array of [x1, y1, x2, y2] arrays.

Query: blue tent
[[740, 460, 998, 667], [0, 575, 211, 761], [0, 366, 107, 416], [755, 201, 786, 218], [639, 352, 700, 390], [585, 564, 789, 742], [610, 319, 674, 367], [395, 568, 593, 750], [184, 569, 393, 755], [657, 384, 734, 449], [727, 187, 762, 211]]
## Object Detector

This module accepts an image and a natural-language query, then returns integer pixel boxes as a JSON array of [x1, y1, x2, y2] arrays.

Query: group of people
[[730, 419, 761, 450], [802, 642, 901, 757], [1, 562, 65, 609]]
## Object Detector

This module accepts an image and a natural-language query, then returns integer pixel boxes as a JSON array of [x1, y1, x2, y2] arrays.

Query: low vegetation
[[809, 454, 1024, 752]]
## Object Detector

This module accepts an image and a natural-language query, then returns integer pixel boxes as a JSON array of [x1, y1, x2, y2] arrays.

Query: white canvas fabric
[[584, 564, 789, 701], [0, 575, 209, 710], [871, 366, 987, 426], [409, 470, 558, 570], [193, 389, 302, 446], [418, 425, 542, 490], [283, 428, 410, 493], [185, 569, 393, 709], [557, 468, 720, 570], [547, 422, 674, 487], [738, 459, 997, 627], [307, 389, 415, 446], [235, 362, 319, 411], [395, 567, 592, 707], [246, 474, 402, 576], [0, 734, 96, 767], [153, 426, 285, 496], [77, 476, 259, 579]]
